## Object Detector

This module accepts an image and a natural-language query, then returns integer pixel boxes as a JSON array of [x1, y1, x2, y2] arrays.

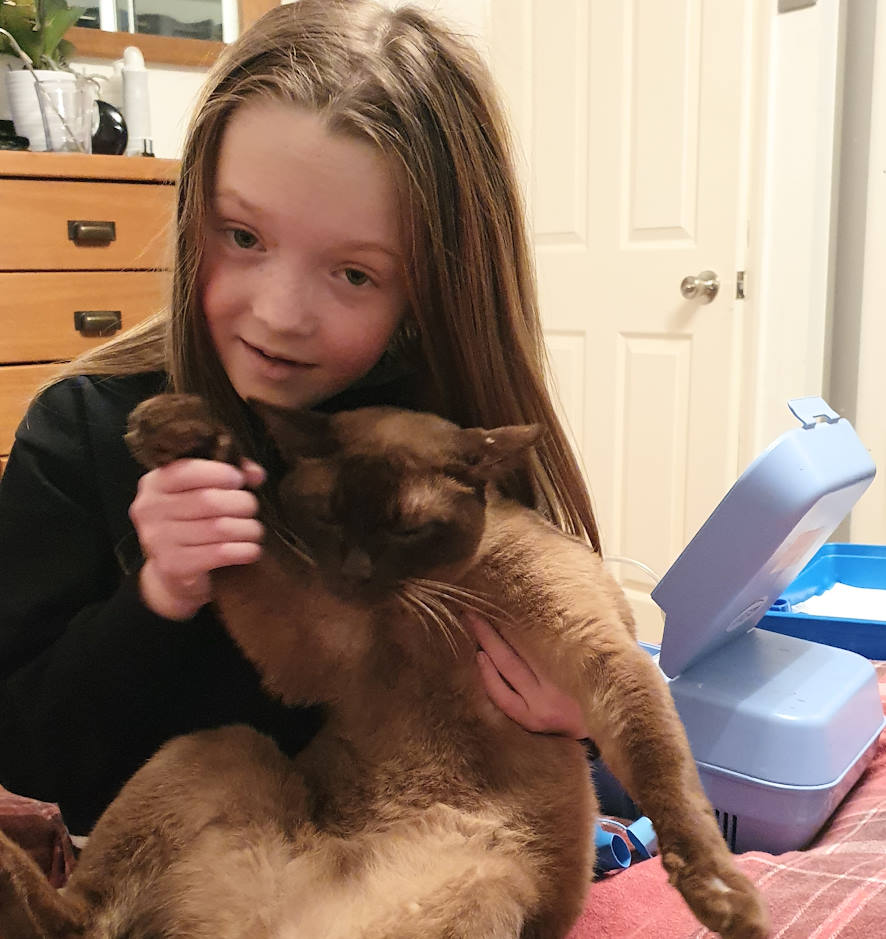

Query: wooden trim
[[67, 2, 280, 67], [239, 0, 281, 30], [68, 27, 224, 68], [0, 151, 178, 183]]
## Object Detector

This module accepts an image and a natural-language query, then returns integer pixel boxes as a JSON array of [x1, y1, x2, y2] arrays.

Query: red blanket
[[569, 661, 886, 938]]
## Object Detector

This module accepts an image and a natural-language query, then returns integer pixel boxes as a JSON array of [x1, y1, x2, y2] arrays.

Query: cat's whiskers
[[398, 583, 462, 657], [410, 579, 508, 626], [268, 525, 317, 567], [397, 590, 449, 653], [395, 591, 428, 642]]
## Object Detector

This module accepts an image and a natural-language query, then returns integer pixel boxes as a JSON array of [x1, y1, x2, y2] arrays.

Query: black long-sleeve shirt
[[0, 370, 412, 834]]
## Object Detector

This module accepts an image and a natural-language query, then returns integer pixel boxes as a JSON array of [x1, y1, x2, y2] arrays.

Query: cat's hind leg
[[67, 725, 311, 939], [0, 829, 88, 939], [304, 804, 539, 939]]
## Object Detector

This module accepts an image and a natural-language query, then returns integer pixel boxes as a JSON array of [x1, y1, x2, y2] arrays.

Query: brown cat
[[0, 395, 769, 939]]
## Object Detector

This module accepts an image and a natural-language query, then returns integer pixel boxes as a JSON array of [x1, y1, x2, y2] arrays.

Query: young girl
[[0, 0, 598, 836]]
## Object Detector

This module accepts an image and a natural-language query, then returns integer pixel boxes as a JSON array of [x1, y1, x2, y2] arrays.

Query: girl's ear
[[248, 399, 335, 462], [455, 424, 544, 481]]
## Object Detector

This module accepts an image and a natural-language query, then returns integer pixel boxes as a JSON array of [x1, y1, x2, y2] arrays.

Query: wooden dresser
[[0, 152, 178, 473]]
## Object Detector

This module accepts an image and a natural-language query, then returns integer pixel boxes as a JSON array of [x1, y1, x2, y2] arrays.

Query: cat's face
[[254, 404, 541, 600]]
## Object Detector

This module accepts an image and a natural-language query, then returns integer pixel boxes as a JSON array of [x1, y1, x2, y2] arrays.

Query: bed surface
[[569, 661, 886, 938]]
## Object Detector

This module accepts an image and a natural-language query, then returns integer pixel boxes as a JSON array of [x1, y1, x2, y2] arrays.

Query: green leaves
[[0, 0, 83, 67]]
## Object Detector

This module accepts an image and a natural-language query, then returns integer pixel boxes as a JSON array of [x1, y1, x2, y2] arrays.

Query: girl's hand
[[465, 611, 589, 738], [130, 458, 266, 621]]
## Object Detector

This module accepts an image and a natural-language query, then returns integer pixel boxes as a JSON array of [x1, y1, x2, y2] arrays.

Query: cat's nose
[[341, 546, 372, 581]]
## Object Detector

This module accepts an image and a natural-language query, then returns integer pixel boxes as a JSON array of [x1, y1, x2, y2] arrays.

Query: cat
[[0, 394, 769, 939]]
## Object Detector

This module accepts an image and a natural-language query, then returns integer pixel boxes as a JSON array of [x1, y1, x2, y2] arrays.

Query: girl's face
[[199, 100, 409, 410]]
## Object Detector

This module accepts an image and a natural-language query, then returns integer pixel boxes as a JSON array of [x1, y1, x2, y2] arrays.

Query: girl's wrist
[[138, 562, 206, 622]]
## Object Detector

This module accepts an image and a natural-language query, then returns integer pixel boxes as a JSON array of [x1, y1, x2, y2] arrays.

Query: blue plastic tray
[[759, 543, 886, 659]]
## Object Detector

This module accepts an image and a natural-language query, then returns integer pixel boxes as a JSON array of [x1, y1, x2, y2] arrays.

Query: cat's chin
[[321, 573, 395, 605]]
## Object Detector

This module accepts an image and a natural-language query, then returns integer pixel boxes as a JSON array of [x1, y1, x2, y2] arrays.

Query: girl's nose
[[252, 268, 317, 335]]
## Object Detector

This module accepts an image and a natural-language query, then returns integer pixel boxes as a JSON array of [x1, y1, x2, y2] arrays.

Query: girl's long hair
[[48, 0, 600, 550]]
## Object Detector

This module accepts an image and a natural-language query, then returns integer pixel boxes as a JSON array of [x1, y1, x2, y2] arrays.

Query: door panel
[[486, 0, 749, 642]]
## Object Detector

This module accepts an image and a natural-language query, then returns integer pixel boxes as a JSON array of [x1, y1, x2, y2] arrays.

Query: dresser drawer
[[0, 178, 175, 271], [0, 363, 59, 456], [1, 271, 169, 363]]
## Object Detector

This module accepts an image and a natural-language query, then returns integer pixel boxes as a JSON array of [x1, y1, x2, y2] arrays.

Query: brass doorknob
[[680, 270, 719, 303]]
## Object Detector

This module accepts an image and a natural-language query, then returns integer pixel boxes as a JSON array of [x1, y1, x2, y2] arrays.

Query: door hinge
[[736, 271, 746, 299]]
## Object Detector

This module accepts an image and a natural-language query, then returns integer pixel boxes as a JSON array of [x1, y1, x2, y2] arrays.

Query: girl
[[0, 0, 597, 836]]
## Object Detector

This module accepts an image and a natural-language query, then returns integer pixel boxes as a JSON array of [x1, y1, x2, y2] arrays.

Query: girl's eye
[[344, 268, 371, 287], [228, 228, 259, 250]]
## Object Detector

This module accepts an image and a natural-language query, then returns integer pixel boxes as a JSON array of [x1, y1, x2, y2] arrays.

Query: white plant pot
[[5, 68, 94, 152], [0, 54, 20, 121]]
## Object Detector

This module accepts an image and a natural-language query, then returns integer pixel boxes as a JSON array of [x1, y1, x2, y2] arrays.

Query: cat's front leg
[[125, 393, 241, 469], [581, 642, 769, 939]]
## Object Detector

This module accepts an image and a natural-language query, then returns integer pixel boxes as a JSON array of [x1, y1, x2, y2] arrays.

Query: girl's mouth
[[241, 339, 316, 376]]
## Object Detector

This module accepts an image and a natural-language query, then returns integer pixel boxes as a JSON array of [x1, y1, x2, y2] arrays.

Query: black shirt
[[0, 370, 414, 834]]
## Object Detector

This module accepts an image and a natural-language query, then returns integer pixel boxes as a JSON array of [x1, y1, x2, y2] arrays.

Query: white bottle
[[122, 46, 153, 156], [105, 59, 125, 110]]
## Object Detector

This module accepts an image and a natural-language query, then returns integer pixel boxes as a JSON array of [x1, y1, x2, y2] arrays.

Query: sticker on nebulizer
[[725, 598, 767, 633]]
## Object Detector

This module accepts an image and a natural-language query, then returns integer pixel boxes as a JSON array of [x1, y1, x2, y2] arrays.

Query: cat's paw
[[663, 845, 770, 939], [0, 830, 88, 937], [125, 394, 240, 469]]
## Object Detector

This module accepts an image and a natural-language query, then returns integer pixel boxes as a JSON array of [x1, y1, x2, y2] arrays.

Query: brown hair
[[50, 0, 600, 550]]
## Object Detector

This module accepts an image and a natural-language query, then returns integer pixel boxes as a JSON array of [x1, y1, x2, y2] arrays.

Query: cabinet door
[[0, 363, 59, 459], [0, 179, 174, 271], [2, 271, 168, 363]]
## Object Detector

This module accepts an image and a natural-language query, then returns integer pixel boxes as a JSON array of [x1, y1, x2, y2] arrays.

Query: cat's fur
[[0, 395, 769, 939]]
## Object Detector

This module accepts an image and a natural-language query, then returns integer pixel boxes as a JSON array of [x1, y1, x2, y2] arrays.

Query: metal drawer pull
[[67, 220, 117, 245], [74, 311, 122, 336]]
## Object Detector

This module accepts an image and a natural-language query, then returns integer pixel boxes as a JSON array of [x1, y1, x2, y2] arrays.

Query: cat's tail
[[0, 829, 88, 938]]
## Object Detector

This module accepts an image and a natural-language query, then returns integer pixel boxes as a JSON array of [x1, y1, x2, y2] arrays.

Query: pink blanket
[[0, 786, 75, 888], [569, 661, 886, 938]]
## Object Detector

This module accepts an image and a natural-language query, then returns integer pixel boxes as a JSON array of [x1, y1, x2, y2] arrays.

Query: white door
[[484, 0, 751, 643]]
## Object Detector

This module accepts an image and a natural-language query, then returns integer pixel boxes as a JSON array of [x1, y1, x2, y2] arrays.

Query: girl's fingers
[[476, 651, 533, 727], [142, 458, 248, 495], [464, 611, 540, 692], [167, 516, 264, 548], [132, 487, 260, 524], [240, 459, 267, 489], [468, 611, 589, 738], [148, 541, 263, 580], [165, 488, 260, 522], [133, 458, 267, 621]]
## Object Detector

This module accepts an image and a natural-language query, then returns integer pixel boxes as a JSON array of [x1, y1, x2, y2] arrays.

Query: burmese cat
[[0, 395, 769, 939]]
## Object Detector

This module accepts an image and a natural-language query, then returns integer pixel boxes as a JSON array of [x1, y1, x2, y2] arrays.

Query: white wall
[[835, 0, 886, 542], [71, 57, 208, 160], [71, 0, 490, 162]]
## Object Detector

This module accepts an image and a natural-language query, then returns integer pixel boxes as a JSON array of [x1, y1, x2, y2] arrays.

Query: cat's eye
[[393, 521, 438, 539], [311, 506, 338, 526]]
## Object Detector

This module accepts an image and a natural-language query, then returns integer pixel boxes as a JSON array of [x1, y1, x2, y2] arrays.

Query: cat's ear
[[455, 424, 544, 481], [248, 399, 335, 461]]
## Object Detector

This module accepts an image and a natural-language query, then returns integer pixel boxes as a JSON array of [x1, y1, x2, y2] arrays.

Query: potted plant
[[0, 0, 81, 68], [1, 0, 85, 149]]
